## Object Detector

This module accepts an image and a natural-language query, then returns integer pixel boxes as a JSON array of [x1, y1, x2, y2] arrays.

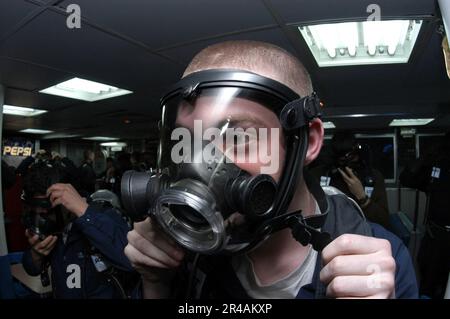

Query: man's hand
[[25, 229, 57, 264], [338, 167, 366, 201], [47, 183, 88, 217], [124, 217, 184, 298], [320, 234, 396, 299]]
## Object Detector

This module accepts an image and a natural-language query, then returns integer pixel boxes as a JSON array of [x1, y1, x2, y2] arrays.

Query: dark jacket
[[400, 157, 450, 227], [22, 205, 134, 298], [78, 161, 96, 195]]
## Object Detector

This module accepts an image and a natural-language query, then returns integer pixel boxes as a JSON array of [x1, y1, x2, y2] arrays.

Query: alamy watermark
[[367, 4, 381, 22], [66, 4, 81, 29], [170, 120, 280, 175]]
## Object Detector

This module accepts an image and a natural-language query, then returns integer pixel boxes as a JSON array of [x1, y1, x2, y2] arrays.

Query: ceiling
[[0, 0, 449, 141]]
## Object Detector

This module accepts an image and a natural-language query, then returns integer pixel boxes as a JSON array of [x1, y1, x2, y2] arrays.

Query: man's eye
[[233, 131, 258, 145]]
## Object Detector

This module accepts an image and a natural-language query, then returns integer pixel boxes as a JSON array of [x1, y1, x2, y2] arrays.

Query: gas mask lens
[[155, 181, 226, 253]]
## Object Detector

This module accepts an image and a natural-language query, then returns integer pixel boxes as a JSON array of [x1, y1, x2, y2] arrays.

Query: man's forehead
[[176, 95, 280, 128]]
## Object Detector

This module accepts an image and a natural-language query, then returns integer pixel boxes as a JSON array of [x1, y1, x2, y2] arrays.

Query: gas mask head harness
[[122, 69, 332, 255]]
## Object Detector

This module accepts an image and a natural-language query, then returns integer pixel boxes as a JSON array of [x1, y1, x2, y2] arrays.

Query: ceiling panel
[[0, 10, 183, 92], [0, 0, 40, 40], [267, 0, 436, 25], [0, 56, 72, 92], [59, 0, 276, 50], [4, 87, 77, 110]]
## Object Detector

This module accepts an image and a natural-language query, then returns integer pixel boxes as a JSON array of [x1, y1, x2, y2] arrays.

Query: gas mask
[[122, 69, 328, 255]]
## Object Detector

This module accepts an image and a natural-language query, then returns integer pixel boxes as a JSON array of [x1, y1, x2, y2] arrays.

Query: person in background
[[111, 152, 132, 197], [131, 151, 147, 172], [310, 131, 390, 229], [78, 150, 96, 195], [400, 132, 450, 299], [21, 161, 135, 298]]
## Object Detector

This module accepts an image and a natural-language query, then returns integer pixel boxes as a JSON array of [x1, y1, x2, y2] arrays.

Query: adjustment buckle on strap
[[280, 92, 322, 131], [288, 214, 332, 252]]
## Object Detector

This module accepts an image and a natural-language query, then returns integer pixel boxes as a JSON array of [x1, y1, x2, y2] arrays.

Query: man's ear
[[304, 118, 324, 165]]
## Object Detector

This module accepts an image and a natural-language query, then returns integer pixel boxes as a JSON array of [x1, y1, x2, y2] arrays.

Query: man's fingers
[[322, 234, 391, 265], [344, 167, 357, 178], [124, 244, 170, 270], [35, 235, 54, 249], [127, 230, 183, 268], [49, 190, 64, 205], [337, 168, 351, 183], [135, 217, 179, 248], [27, 232, 40, 245], [143, 227, 183, 258], [46, 183, 67, 196], [51, 197, 64, 208], [41, 236, 58, 255], [48, 236, 58, 248], [320, 252, 396, 284], [326, 274, 395, 298]]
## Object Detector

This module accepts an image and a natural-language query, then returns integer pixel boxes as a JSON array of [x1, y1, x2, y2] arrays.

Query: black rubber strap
[[280, 93, 322, 131]]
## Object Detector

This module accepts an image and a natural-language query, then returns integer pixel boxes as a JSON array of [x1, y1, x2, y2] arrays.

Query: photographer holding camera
[[21, 162, 135, 298], [311, 131, 390, 229]]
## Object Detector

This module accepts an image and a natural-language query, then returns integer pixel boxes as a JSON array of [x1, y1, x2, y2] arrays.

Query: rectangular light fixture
[[83, 136, 120, 141], [389, 118, 435, 127], [20, 129, 54, 134], [41, 133, 80, 139], [298, 19, 423, 67], [3, 105, 47, 117], [322, 121, 336, 129], [40, 77, 133, 102], [100, 142, 127, 147]]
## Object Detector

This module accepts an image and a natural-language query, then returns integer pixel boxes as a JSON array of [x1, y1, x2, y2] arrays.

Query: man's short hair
[[183, 40, 313, 97]]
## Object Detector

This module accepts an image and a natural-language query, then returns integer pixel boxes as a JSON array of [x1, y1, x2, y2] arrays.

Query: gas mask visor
[[122, 70, 321, 254]]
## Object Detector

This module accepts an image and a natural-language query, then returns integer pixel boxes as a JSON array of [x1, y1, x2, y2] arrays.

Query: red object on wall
[[4, 175, 28, 252]]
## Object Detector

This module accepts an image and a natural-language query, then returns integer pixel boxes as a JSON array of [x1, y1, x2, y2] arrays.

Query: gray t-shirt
[[232, 202, 320, 299]]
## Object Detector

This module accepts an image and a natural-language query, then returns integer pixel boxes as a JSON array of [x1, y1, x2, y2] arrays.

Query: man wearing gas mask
[[123, 41, 417, 299], [310, 132, 390, 229], [21, 162, 135, 298]]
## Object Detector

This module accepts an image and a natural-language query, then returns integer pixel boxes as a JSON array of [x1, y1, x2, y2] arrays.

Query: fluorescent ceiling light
[[348, 114, 368, 118], [41, 133, 80, 139], [389, 118, 435, 127], [83, 136, 120, 141], [40, 77, 133, 102], [100, 142, 127, 147], [20, 129, 54, 134], [322, 121, 336, 129], [3, 105, 47, 117], [298, 19, 423, 67]]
